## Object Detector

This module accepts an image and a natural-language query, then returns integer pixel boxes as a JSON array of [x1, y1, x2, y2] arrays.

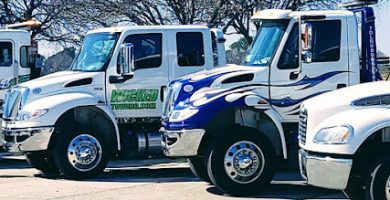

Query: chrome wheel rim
[[386, 174, 390, 200], [67, 134, 102, 172], [224, 141, 265, 184]]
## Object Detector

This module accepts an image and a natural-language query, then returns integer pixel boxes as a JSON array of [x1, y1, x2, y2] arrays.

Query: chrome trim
[[298, 107, 307, 145], [299, 149, 352, 190], [313, 125, 354, 145], [68, 134, 102, 172], [161, 128, 205, 157], [224, 141, 265, 184], [1, 127, 54, 152], [3, 87, 30, 120]]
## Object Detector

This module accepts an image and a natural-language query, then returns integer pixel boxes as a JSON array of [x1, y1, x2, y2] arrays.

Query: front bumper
[[299, 149, 352, 190], [1, 125, 54, 153], [161, 128, 205, 157]]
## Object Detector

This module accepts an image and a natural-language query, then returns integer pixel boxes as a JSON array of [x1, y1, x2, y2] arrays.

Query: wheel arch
[[200, 107, 286, 159], [49, 105, 120, 152]]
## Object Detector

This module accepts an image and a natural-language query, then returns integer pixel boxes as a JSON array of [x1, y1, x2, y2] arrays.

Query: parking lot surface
[[0, 153, 348, 200]]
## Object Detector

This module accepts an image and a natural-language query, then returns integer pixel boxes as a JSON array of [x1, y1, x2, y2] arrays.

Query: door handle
[[337, 84, 347, 89], [160, 85, 167, 102], [289, 72, 299, 80]]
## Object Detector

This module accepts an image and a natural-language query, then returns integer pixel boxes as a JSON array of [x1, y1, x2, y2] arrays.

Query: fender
[[22, 92, 121, 150], [264, 109, 288, 159], [304, 107, 390, 155]]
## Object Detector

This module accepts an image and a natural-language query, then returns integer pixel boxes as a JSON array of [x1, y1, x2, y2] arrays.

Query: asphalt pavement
[[0, 152, 348, 200]]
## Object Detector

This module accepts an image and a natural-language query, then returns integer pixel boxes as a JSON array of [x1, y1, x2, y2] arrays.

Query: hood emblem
[[32, 88, 42, 94], [183, 85, 194, 93]]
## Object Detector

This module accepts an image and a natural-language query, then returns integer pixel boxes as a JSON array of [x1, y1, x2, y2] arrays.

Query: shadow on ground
[[0, 155, 348, 199]]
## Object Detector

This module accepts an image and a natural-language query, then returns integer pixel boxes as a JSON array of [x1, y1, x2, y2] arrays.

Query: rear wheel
[[188, 157, 211, 183], [207, 128, 276, 196], [25, 151, 57, 173]]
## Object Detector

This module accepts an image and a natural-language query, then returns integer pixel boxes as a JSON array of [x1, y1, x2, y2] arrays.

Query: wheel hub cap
[[224, 141, 265, 184], [67, 134, 102, 172], [238, 155, 253, 169]]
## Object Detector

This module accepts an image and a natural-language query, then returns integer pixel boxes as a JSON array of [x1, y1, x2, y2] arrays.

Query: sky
[[373, 1, 390, 56], [40, 2, 390, 58]]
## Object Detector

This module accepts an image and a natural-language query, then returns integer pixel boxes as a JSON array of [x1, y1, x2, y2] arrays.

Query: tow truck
[[0, 20, 41, 130], [298, 3, 390, 200], [0, 25, 226, 178], [161, 0, 386, 196]]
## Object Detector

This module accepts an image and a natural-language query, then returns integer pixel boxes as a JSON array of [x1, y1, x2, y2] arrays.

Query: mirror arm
[[297, 16, 302, 74]]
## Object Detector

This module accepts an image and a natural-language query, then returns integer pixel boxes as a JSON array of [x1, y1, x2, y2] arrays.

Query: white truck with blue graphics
[[0, 25, 227, 178], [161, 1, 385, 196]]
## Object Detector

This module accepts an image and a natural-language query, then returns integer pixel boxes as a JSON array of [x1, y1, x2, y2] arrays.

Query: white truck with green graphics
[[0, 20, 42, 123], [0, 25, 226, 178]]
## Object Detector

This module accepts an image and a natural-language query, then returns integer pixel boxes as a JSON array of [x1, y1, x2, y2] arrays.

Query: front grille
[[3, 87, 29, 119], [298, 108, 308, 145], [162, 82, 181, 118]]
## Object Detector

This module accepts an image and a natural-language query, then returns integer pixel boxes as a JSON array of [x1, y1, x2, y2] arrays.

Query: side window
[[122, 33, 162, 70], [0, 42, 13, 67], [278, 23, 299, 69], [20, 46, 35, 68], [310, 20, 341, 62], [176, 32, 205, 67]]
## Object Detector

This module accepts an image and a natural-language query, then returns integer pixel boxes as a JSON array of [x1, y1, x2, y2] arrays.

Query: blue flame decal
[[269, 91, 330, 108], [273, 71, 349, 90]]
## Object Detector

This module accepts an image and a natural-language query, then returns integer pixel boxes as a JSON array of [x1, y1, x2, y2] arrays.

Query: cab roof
[[87, 25, 211, 35], [251, 9, 353, 20]]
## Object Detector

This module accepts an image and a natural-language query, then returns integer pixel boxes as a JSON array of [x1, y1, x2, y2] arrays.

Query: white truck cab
[[0, 20, 42, 127], [0, 30, 34, 115], [161, 3, 383, 196], [0, 25, 226, 178], [299, 81, 390, 200]]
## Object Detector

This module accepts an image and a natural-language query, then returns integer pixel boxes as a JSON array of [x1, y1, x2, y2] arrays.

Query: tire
[[364, 158, 390, 200], [207, 127, 276, 196], [188, 157, 211, 183], [53, 115, 113, 179], [25, 151, 57, 173]]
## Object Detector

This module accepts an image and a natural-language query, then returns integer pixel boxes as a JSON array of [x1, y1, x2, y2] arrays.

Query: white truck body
[[161, 6, 383, 196], [0, 30, 32, 114], [0, 25, 227, 178], [299, 79, 390, 199]]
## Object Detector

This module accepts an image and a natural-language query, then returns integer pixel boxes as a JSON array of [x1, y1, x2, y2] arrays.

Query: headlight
[[313, 125, 353, 144], [16, 109, 49, 121], [169, 109, 198, 122]]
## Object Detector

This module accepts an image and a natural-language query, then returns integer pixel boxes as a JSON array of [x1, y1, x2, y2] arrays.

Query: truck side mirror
[[302, 23, 313, 63], [120, 43, 135, 77]]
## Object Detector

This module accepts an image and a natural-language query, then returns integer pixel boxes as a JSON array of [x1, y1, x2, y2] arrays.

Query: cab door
[[270, 17, 349, 121], [167, 30, 214, 80], [107, 31, 169, 119]]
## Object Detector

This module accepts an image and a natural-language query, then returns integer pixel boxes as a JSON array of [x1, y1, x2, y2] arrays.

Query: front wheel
[[53, 128, 110, 179], [26, 151, 57, 173], [207, 128, 276, 196], [188, 157, 211, 183], [364, 158, 390, 200]]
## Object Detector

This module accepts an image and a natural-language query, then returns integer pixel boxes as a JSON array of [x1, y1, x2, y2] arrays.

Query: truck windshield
[[244, 20, 288, 66], [71, 33, 119, 72]]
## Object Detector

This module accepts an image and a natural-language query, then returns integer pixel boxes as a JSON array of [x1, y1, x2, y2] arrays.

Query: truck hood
[[303, 81, 390, 136], [304, 81, 390, 111], [171, 64, 269, 104], [18, 71, 105, 102], [178, 64, 267, 84]]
